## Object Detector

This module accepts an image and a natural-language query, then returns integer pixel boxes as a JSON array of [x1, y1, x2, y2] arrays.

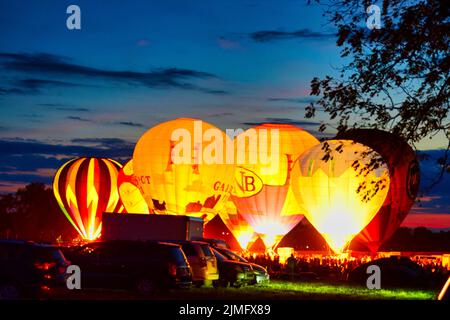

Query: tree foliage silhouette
[[308, 0, 449, 187], [0, 183, 77, 242]]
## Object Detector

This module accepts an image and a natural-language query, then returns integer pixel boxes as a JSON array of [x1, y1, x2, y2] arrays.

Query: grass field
[[50, 280, 438, 300]]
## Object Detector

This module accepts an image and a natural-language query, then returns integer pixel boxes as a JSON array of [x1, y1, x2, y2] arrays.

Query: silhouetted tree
[[0, 183, 76, 242], [381, 227, 450, 251], [308, 0, 449, 187]]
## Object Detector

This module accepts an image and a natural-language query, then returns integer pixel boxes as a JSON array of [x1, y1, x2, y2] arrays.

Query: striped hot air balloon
[[53, 157, 125, 240]]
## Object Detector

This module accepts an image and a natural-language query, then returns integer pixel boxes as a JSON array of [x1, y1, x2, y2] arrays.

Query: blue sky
[[0, 0, 341, 143], [0, 0, 448, 227]]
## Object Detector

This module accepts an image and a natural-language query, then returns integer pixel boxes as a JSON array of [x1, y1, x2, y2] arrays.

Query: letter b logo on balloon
[[233, 167, 263, 197]]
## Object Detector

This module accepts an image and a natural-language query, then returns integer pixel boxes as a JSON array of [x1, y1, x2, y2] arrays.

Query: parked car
[[348, 257, 432, 289], [66, 240, 191, 294], [196, 238, 229, 249], [214, 247, 269, 285], [169, 241, 219, 287], [211, 248, 255, 288], [0, 240, 69, 299]]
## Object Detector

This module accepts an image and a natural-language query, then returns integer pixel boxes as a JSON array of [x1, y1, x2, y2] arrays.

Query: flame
[[252, 219, 289, 248], [234, 230, 255, 250]]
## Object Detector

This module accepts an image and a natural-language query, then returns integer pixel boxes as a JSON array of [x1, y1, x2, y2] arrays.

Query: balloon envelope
[[53, 157, 124, 240], [133, 118, 234, 222], [231, 123, 320, 248], [291, 140, 390, 253], [117, 159, 150, 214], [218, 200, 256, 250], [336, 129, 420, 253]]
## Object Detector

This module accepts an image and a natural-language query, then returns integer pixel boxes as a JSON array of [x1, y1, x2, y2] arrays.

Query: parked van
[[171, 241, 219, 286]]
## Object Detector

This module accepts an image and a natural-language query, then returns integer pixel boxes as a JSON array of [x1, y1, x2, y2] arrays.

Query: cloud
[[70, 138, 133, 149], [207, 112, 234, 117], [0, 138, 134, 159], [0, 137, 135, 193], [0, 78, 94, 95], [37, 103, 91, 112], [0, 87, 29, 95], [114, 121, 145, 128], [57, 107, 91, 112], [0, 52, 228, 95], [67, 116, 92, 122], [200, 89, 230, 95], [267, 97, 318, 104], [241, 117, 321, 127], [37, 103, 65, 107], [15, 78, 90, 90], [249, 29, 335, 43]]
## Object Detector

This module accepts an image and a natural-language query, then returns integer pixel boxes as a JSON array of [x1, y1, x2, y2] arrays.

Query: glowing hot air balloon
[[231, 124, 320, 248], [336, 129, 420, 253], [133, 118, 234, 222], [218, 200, 256, 250], [53, 157, 124, 240], [117, 159, 150, 214], [291, 140, 390, 253]]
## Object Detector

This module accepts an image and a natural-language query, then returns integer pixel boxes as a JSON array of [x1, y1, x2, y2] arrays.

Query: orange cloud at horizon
[[401, 213, 450, 229]]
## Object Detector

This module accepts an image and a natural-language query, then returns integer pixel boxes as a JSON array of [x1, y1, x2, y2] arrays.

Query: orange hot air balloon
[[117, 159, 150, 214], [53, 157, 125, 240], [336, 129, 420, 253], [218, 200, 256, 250], [291, 140, 390, 253], [132, 118, 235, 222], [231, 124, 320, 248]]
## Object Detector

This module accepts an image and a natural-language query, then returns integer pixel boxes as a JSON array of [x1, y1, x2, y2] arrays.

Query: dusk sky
[[0, 1, 448, 228]]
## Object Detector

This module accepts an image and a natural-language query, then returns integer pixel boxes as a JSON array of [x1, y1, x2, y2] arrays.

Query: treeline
[[0, 183, 77, 242], [381, 227, 450, 252]]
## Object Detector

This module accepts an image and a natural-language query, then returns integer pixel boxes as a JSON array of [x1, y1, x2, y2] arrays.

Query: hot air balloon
[[218, 200, 256, 250], [53, 157, 124, 240], [336, 129, 420, 253], [231, 124, 320, 249], [117, 159, 150, 214], [291, 140, 390, 253], [133, 118, 234, 222]]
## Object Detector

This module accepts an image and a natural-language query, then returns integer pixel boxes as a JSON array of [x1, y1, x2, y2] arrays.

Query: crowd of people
[[242, 251, 450, 282]]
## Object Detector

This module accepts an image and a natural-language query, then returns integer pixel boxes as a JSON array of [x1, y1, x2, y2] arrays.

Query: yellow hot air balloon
[[53, 157, 125, 240], [231, 124, 320, 248], [117, 159, 150, 214], [133, 118, 234, 222], [291, 140, 390, 253]]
